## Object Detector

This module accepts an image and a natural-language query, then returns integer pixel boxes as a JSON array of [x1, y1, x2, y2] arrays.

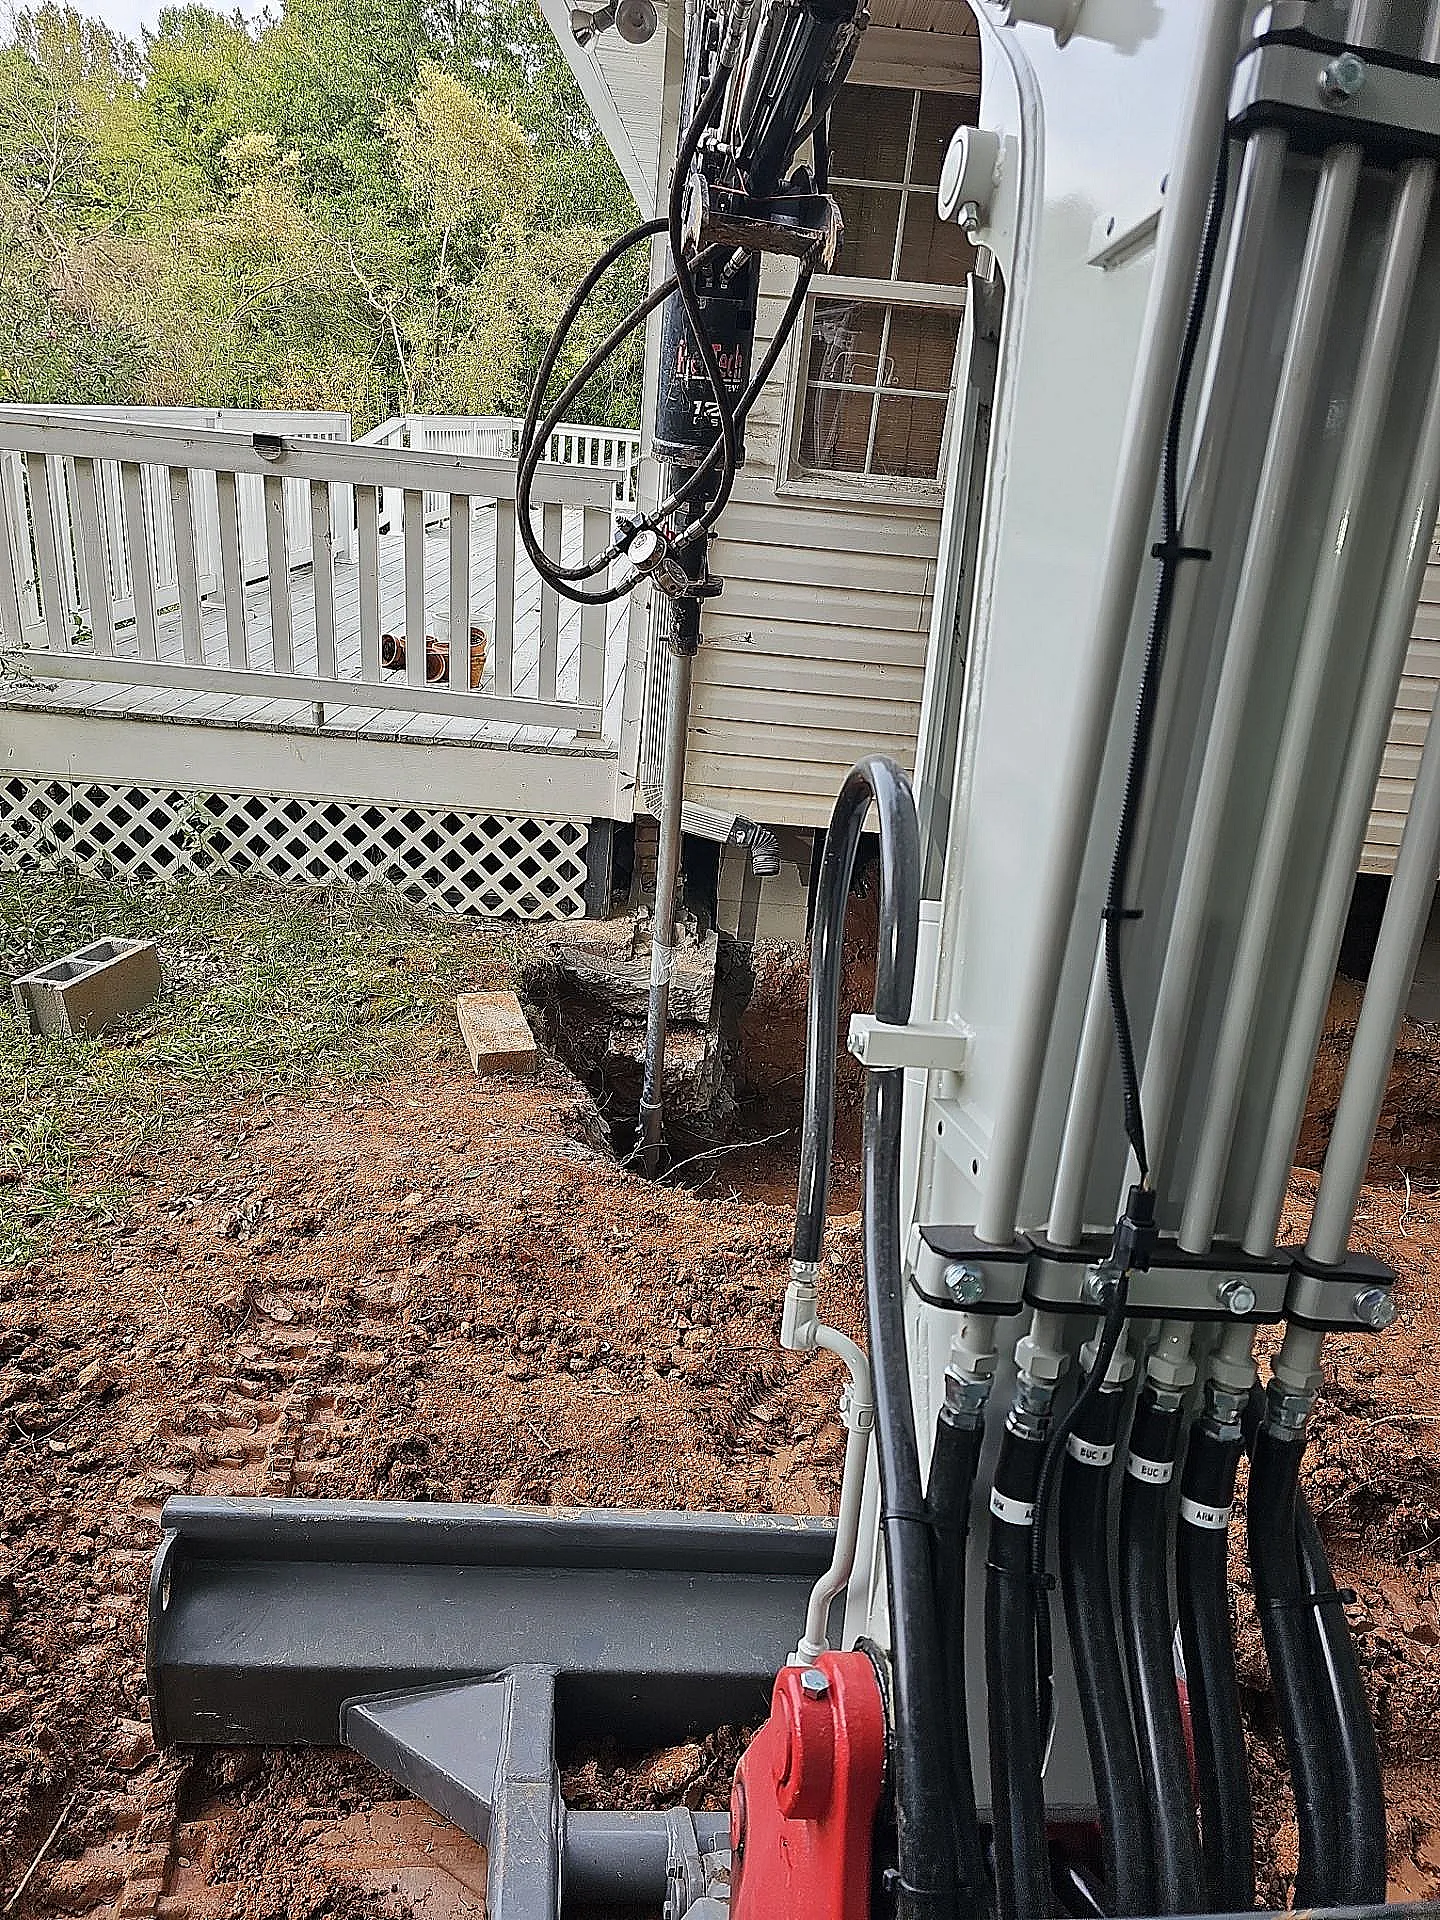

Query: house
[[2, 5, 1436, 936]]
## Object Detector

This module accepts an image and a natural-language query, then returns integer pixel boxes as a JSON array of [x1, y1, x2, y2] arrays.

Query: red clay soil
[[2, 1032, 1440, 1915]]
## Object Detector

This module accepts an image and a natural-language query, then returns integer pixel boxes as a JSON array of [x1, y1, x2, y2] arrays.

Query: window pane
[[884, 306, 961, 393], [799, 387, 874, 472], [808, 296, 886, 389], [828, 84, 913, 184], [898, 192, 974, 285], [912, 91, 976, 188], [834, 184, 902, 278], [872, 396, 948, 480]]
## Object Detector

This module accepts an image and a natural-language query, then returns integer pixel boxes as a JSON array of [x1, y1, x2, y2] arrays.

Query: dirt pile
[[1298, 976, 1440, 1180]]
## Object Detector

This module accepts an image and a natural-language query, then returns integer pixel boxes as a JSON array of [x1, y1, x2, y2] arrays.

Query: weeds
[[0, 869, 532, 1264]]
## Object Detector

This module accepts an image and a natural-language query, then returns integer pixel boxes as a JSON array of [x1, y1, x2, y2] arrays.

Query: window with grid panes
[[792, 84, 975, 487]]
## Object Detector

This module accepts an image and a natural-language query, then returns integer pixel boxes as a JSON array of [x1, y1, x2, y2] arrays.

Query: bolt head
[[1217, 1277, 1257, 1317], [1082, 1263, 1116, 1307], [1318, 51, 1366, 102], [799, 1666, 830, 1696], [1352, 1286, 1397, 1330], [943, 1261, 985, 1306]]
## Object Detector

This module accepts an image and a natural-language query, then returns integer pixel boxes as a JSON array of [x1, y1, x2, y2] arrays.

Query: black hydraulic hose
[[1294, 1493, 1386, 1902], [985, 1418, 1052, 1920], [928, 1402, 990, 1909], [1058, 1382, 1155, 1918], [1176, 1415, 1254, 1913], [1118, 1383, 1202, 1914], [816, 756, 960, 1920], [1248, 1415, 1344, 1906]]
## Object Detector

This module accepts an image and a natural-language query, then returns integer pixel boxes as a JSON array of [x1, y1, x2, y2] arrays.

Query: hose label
[[989, 1488, 1035, 1527], [1180, 1496, 1232, 1531], [1125, 1452, 1174, 1486], [1066, 1435, 1115, 1468]]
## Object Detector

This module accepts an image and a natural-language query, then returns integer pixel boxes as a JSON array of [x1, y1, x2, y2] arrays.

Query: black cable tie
[[1150, 537, 1213, 564], [1256, 1586, 1356, 1614], [1100, 905, 1143, 924]]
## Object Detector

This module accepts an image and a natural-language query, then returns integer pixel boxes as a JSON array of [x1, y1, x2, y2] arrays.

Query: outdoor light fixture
[[570, 0, 657, 46]]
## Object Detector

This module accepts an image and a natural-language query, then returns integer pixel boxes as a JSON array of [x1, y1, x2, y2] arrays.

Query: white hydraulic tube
[[1307, 678, 1440, 1266], [1046, 128, 1289, 1245], [1244, 229, 1440, 1255], [1180, 154, 1436, 1252], [1134, 144, 1363, 1183], [781, 1278, 876, 1663], [976, 0, 1250, 1245]]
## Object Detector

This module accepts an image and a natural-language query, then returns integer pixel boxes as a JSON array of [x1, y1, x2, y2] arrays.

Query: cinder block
[[455, 991, 538, 1075], [12, 937, 162, 1038]]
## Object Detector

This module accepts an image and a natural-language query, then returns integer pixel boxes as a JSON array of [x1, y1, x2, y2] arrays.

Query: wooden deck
[[4, 501, 632, 753]]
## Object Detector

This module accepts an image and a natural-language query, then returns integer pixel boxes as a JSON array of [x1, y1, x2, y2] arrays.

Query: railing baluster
[[119, 462, 158, 660], [0, 462, 24, 649], [23, 452, 69, 650], [493, 495, 515, 699], [264, 473, 293, 673], [357, 484, 380, 683], [538, 498, 561, 702], [578, 503, 608, 730], [72, 456, 114, 657], [169, 467, 205, 664], [214, 470, 246, 667], [310, 479, 337, 679], [404, 488, 426, 687], [448, 493, 471, 687]]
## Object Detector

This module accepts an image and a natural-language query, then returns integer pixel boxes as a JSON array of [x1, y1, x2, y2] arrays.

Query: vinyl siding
[[1363, 529, 1440, 873]]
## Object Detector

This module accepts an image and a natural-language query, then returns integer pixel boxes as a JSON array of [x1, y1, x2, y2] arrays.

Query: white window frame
[[777, 82, 971, 507]]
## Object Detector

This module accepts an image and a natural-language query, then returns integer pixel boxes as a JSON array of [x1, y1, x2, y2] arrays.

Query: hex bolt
[[1317, 51, 1366, 103], [1082, 1263, 1115, 1307], [1217, 1277, 1257, 1317], [1352, 1286, 1397, 1330], [943, 1261, 986, 1307], [800, 1667, 830, 1697]]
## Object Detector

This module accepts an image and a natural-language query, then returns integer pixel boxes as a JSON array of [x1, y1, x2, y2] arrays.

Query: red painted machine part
[[729, 1651, 886, 1920]]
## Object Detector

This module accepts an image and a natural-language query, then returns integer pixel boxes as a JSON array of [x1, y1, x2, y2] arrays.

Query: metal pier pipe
[[1179, 152, 1434, 1253], [1308, 654, 1440, 1265], [640, 639, 696, 1176], [975, 0, 1250, 1245], [1133, 140, 1363, 1182], [1047, 127, 1288, 1243], [1244, 202, 1440, 1254]]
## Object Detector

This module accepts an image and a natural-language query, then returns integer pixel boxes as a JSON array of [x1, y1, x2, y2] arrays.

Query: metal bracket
[[1230, 33, 1440, 163], [846, 1014, 972, 1074], [910, 1224, 1030, 1314], [1284, 1247, 1399, 1330], [1024, 1232, 1289, 1322]]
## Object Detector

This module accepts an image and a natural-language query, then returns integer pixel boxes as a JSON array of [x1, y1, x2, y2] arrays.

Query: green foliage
[[0, 0, 642, 427]]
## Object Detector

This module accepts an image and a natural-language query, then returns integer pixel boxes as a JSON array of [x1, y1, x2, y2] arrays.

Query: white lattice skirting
[[0, 776, 591, 919]]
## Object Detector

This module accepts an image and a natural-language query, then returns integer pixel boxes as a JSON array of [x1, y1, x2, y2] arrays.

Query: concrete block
[[455, 991, 538, 1075], [13, 937, 162, 1038]]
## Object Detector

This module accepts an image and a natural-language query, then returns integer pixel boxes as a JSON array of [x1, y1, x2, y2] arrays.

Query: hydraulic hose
[[1247, 1412, 1343, 1906], [1296, 1482, 1387, 1901], [820, 756, 962, 1919], [1118, 1382, 1202, 1914], [1058, 1381, 1155, 1917], [927, 1399, 990, 1908], [985, 1413, 1052, 1920], [1176, 1411, 1254, 1913]]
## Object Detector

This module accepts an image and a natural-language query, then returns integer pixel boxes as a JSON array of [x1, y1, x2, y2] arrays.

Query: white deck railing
[[360, 414, 643, 512], [0, 411, 616, 735]]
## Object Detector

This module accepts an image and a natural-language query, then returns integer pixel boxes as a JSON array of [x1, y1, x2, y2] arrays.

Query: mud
[[2, 952, 1440, 1916]]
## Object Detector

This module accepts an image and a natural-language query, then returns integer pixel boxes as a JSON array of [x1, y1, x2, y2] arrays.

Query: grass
[[0, 868, 533, 1266]]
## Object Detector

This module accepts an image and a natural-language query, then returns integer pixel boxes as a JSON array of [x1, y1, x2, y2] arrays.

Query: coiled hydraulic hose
[[1176, 1410, 1254, 1913], [986, 1410, 1052, 1920], [809, 756, 963, 1920], [928, 1399, 990, 1907], [1247, 1410, 1343, 1905], [1118, 1381, 1202, 1914], [1058, 1379, 1155, 1917], [1295, 1494, 1387, 1902]]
